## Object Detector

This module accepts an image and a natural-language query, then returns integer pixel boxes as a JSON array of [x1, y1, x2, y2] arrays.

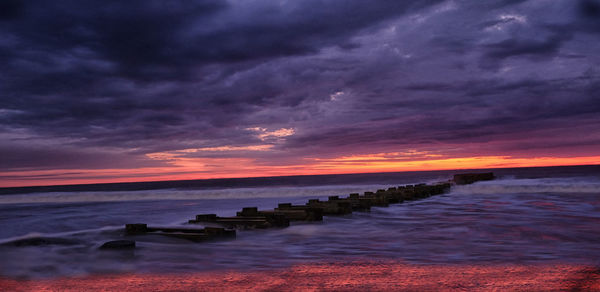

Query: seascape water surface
[[1, 165, 599, 280]]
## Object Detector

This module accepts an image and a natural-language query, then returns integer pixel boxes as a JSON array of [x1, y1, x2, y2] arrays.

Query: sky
[[1, 0, 600, 187]]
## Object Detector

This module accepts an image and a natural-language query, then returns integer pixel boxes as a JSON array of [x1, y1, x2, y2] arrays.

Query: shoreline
[[2, 262, 599, 291]]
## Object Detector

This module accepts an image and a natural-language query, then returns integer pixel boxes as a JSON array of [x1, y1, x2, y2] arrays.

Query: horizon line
[[1, 163, 598, 192]]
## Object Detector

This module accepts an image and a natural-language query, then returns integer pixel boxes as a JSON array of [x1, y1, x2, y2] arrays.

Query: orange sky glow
[[1, 152, 599, 188]]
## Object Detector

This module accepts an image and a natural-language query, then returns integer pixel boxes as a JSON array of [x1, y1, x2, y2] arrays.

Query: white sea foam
[[0, 184, 395, 205], [0, 225, 122, 245], [451, 177, 600, 195]]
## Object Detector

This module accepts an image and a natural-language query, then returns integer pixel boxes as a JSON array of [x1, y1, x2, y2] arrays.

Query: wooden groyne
[[114, 172, 494, 247], [123, 224, 235, 242], [453, 172, 495, 185]]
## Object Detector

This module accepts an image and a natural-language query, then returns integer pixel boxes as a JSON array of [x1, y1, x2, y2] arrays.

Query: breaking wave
[[0, 225, 122, 246], [452, 177, 600, 195], [0, 184, 393, 205]]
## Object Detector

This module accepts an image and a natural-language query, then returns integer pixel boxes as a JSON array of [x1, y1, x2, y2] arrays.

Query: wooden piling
[[191, 214, 289, 229], [119, 173, 492, 246], [124, 224, 235, 242], [453, 172, 495, 185], [275, 204, 325, 221], [306, 199, 352, 215]]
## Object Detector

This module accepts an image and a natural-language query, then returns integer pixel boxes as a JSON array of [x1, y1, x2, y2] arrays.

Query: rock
[[453, 172, 495, 185], [99, 240, 136, 250]]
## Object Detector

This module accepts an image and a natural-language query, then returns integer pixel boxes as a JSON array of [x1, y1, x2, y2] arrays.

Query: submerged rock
[[99, 240, 136, 250]]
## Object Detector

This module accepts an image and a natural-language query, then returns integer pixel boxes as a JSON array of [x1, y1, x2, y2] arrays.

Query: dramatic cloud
[[1, 0, 599, 186]]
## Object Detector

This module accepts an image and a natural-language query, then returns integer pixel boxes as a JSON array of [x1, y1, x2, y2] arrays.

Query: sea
[[0, 165, 599, 279]]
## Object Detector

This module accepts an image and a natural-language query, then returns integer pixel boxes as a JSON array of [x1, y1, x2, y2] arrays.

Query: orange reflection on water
[[2, 262, 599, 291]]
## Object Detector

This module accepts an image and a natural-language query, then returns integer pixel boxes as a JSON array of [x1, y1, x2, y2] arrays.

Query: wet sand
[[2, 262, 599, 291]]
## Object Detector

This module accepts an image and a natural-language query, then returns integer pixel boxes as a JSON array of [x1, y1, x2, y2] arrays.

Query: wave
[[451, 177, 600, 195], [0, 184, 396, 205], [0, 225, 122, 246], [4, 176, 598, 205]]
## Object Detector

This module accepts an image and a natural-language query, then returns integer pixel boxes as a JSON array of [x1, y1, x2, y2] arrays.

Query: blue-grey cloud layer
[[1, 0, 599, 171]]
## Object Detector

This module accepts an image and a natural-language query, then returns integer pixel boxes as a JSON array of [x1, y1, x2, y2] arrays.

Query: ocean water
[[0, 166, 599, 279]]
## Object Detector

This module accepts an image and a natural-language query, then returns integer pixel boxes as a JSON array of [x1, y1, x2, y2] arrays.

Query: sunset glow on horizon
[[1, 0, 599, 188], [2, 153, 598, 188]]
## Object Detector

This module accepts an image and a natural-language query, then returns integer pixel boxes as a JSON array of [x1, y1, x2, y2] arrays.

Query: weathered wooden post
[[125, 223, 147, 235]]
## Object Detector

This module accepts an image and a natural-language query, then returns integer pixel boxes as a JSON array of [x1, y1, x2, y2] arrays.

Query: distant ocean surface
[[0, 165, 599, 279]]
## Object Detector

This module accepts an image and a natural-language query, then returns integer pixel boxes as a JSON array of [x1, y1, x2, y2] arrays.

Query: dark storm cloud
[[1, 0, 445, 82], [0, 142, 164, 170], [580, 0, 600, 18], [0, 0, 23, 20], [1, 0, 447, 153], [1, 0, 600, 173], [479, 33, 570, 67], [476, 0, 600, 69], [400, 74, 600, 138]]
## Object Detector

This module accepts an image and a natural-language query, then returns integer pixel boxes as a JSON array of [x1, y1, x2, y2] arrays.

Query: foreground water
[[0, 166, 599, 279]]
